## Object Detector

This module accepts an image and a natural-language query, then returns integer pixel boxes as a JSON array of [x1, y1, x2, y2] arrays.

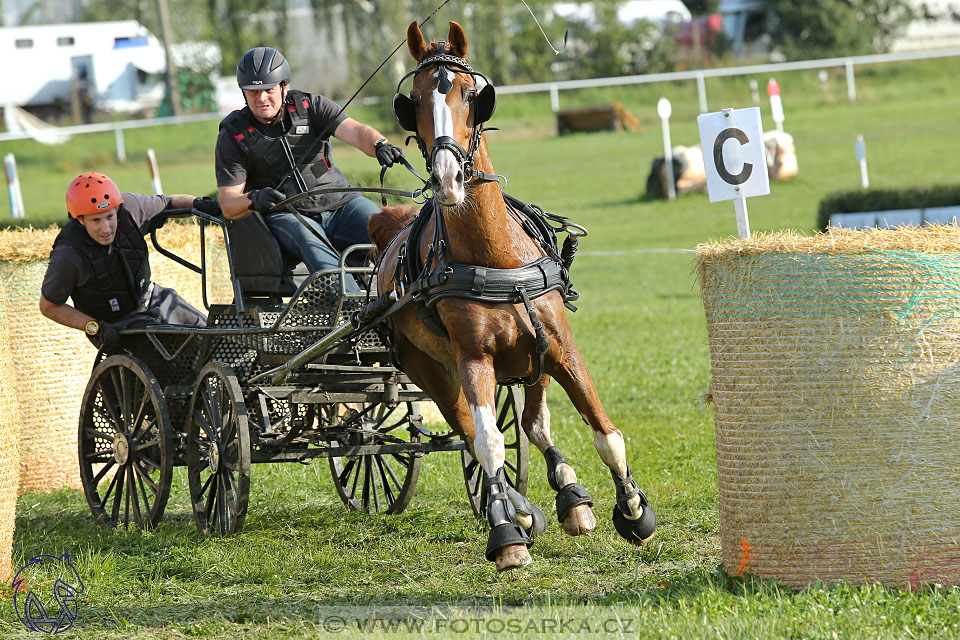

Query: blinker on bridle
[[393, 41, 499, 190]]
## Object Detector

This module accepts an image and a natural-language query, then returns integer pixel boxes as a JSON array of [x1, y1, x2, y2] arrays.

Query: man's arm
[[334, 118, 388, 157], [218, 184, 254, 220], [39, 294, 94, 332]]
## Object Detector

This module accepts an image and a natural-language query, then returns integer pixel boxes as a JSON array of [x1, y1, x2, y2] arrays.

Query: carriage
[[76, 209, 529, 535]]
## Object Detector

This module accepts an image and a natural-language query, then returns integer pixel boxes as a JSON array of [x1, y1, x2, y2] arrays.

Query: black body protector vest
[[54, 207, 151, 322], [220, 90, 351, 214]]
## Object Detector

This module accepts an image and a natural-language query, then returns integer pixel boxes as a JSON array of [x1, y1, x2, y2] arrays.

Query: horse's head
[[393, 21, 496, 207]]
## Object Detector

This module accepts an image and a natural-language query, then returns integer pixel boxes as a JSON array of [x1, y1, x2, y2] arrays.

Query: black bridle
[[393, 43, 500, 190]]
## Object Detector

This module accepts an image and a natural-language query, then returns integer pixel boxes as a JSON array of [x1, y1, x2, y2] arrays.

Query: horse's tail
[[368, 205, 417, 260]]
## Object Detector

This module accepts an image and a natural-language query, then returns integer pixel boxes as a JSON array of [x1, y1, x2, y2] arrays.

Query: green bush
[[817, 185, 960, 230]]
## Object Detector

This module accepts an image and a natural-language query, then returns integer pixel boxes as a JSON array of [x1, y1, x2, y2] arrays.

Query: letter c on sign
[[713, 128, 753, 185]]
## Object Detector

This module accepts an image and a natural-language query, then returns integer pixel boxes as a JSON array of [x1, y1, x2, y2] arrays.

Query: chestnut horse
[[369, 20, 656, 570]]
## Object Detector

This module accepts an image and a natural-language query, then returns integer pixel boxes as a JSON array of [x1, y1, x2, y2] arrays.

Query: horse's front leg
[[458, 356, 543, 570], [549, 341, 657, 546], [522, 377, 597, 536]]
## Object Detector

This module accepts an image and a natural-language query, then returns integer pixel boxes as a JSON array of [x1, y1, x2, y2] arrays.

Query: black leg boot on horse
[[484, 468, 537, 571]]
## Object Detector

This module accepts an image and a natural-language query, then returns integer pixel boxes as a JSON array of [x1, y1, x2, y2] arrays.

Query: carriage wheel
[[327, 402, 423, 514], [186, 362, 251, 536], [462, 384, 529, 519], [78, 355, 173, 530]]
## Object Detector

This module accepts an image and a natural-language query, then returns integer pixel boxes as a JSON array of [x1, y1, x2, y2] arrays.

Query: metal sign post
[[697, 107, 770, 239], [855, 135, 869, 189], [657, 97, 675, 201]]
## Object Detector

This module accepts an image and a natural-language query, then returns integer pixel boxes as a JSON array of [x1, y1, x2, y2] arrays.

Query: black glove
[[192, 196, 222, 217], [94, 322, 122, 351], [247, 187, 287, 213], [375, 140, 404, 168]]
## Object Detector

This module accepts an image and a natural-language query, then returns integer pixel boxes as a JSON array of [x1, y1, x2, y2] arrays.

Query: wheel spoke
[[93, 459, 117, 485], [387, 452, 412, 470], [93, 382, 122, 432], [134, 460, 160, 494], [139, 453, 161, 473], [134, 465, 153, 517], [134, 436, 160, 452], [123, 466, 132, 528], [127, 383, 149, 443], [193, 409, 217, 442], [374, 456, 397, 505], [204, 471, 219, 525], [196, 471, 214, 502], [108, 464, 125, 523], [128, 466, 143, 524]]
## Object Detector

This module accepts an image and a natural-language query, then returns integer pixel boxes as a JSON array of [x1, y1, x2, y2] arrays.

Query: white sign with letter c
[[697, 107, 770, 203]]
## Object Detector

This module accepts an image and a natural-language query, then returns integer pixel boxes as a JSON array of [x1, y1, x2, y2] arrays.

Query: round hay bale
[[0, 223, 230, 495], [697, 226, 960, 588], [0, 275, 22, 581], [1, 259, 92, 494]]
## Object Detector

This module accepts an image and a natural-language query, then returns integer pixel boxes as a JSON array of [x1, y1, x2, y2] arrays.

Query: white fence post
[[146, 148, 163, 195], [549, 84, 559, 113], [4, 153, 26, 219], [696, 72, 708, 113], [846, 59, 857, 103], [114, 126, 127, 163]]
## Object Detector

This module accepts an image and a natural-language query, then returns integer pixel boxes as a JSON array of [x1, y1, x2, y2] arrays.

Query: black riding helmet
[[237, 47, 291, 90]]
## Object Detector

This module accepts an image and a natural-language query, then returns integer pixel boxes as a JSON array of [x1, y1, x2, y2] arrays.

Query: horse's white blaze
[[593, 429, 643, 519], [470, 403, 505, 474], [527, 402, 578, 487], [431, 69, 465, 206]]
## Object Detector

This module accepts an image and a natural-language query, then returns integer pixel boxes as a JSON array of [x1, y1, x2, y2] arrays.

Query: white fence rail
[[2, 46, 959, 159]]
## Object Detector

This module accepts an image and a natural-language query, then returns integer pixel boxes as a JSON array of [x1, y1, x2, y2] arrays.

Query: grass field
[[2, 56, 960, 638]]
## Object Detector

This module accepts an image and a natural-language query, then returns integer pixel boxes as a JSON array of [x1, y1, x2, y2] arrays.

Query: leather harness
[[382, 193, 582, 386]]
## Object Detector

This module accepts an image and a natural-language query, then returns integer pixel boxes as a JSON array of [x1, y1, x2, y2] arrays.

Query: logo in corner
[[12, 552, 85, 634]]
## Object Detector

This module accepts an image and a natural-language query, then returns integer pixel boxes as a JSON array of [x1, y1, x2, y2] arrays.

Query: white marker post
[[749, 79, 760, 105], [146, 148, 163, 195], [697, 107, 770, 239], [657, 97, 675, 201], [767, 78, 784, 133], [4, 153, 25, 219], [855, 135, 869, 189]]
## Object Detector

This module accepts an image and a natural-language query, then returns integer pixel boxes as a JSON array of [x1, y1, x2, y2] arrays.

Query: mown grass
[[2, 56, 960, 637]]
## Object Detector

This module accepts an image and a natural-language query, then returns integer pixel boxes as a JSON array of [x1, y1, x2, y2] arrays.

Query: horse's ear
[[407, 21, 429, 62], [447, 21, 468, 59]]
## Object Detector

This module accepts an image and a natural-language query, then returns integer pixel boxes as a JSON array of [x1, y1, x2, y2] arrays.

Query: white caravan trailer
[[3, 21, 167, 113]]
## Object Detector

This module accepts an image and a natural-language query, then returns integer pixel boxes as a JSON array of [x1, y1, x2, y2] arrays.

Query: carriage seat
[[226, 212, 308, 298]]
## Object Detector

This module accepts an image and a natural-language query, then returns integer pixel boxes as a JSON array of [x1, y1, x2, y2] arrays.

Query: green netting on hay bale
[[0, 272, 21, 581], [697, 226, 960, 589]]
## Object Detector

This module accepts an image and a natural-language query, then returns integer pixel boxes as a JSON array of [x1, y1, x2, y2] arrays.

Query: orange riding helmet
[[66, 172, 123, 218]]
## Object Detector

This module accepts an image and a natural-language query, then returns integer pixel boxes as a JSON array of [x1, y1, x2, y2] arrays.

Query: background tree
[[772, 0, 913, 59]]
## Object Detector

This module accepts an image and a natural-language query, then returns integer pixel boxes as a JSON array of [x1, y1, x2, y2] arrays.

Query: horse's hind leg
[[522, 378, 597, 536], [549, 343, 656, 546]]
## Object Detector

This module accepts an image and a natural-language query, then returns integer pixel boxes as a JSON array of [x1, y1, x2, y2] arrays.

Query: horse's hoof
[[555, 483, 593, 525], [560, 503, 597, 536], [612, 503, 656, 546], [508, 487, 548, 538], [495, 544, 532, 571]]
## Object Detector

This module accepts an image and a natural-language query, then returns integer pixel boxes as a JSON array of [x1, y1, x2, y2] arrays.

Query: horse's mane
[[368, 205, 418, 258]]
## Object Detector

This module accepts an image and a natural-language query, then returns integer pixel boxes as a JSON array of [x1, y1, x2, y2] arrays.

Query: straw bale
[[1, 261, 92, 493], [698, 226, 960, 588], [0, 221, 230, 495], [0, 276, 22, 580]]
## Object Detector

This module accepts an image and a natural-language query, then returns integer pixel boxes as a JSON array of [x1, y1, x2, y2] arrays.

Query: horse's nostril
[[456, 171, 464, 186]]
